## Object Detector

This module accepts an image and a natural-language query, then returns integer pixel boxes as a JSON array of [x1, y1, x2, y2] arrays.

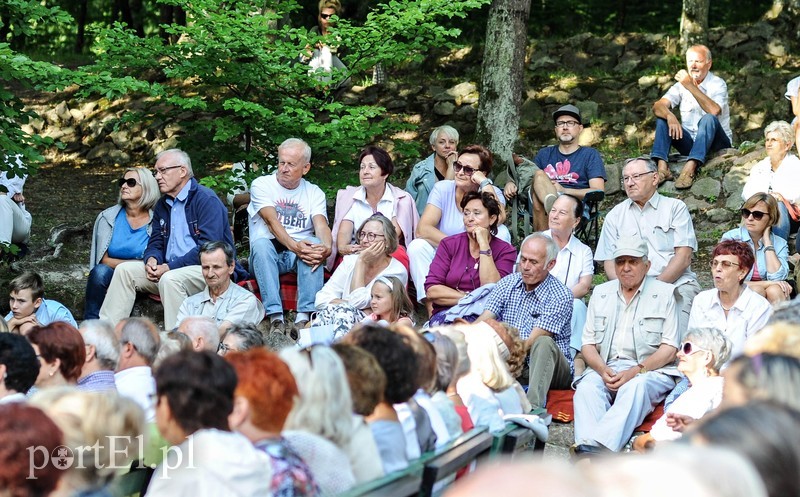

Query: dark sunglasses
[[117, 178, 139, 188], [680, 341, 709, 356], [740, 208, 767, 221], [453, 161, 477, 176], [320, 13, 332, 19]]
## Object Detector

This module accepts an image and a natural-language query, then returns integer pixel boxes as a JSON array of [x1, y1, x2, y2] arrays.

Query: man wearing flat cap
[[572, 235, 680, 454], [504, 104, 607, 231]]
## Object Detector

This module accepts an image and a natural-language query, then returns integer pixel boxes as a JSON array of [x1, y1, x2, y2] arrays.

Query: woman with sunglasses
[[721, 192, 791, 305], [409, 144, 510, 316], [85, 167, 159, 319], [327, 145, 418, 269], [633, 327, 730, 452], [313, 214, 408, 339]]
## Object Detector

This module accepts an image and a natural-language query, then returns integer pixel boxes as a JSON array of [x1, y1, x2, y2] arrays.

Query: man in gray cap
[[572, 235, 680, 454], [503, 104, 607, 231]]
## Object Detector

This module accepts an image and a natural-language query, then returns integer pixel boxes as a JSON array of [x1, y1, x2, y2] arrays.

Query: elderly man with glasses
[[503, 104, 607, 231], [100, 149, 238, 330], [572, 236, 680, 455], [595, 156, 700, 337]]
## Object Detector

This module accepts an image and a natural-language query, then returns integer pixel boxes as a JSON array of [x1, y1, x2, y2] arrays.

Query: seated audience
[[313, 214, 408, 338], [543, 194, 594, 372], [741, 120, 800, 242], [720, 353, 800, 411], [688, 401, 800, 497], [149, 350, 271, 496], [406, 125, 459, 215], [343, 325, 417, 470], [573, 236, 679, 453], [154, 330, 192, 368], [248, 138, 331, 333], [744, 320, 800, 358], [0, 403, 65, 496], [86, 167, 158, 319], [5, 270, 77, 334], [100, 149, 238, 330], [176, 241, 265, 332], [27, 322, 85, 390], [0, 155, 32, 249], [280, 345, 383, 484], [280, 429, 355, 494], [688, 240, 772, 360], [0, 332, 39, 403], [328, 145, 418, 267], [426, 191, 516, 325], [409, 144, 510, 315], [722, 193, 791, 304], [31, 388, 145, 497], [362, 275, 414, 327], [77, 319, 119, 392], [115, 317, 160, 422], [457, 323, 531, 434], [433, 327, 474, 433], [332, 343, 385, 418], [218, 323, 266, 356], [226, 349, 321, 496], [633, 327, 731, 451], [177, 316, 221, 352]]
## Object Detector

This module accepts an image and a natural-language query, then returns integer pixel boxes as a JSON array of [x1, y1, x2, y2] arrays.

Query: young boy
[[5, 271, 76, 334]]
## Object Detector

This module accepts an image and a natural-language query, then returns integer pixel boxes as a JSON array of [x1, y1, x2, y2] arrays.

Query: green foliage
[[84, 0, 488, 195]]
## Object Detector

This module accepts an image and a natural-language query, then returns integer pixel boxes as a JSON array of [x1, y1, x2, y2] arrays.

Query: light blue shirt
[[721, 226, 789, 281], [5, 298, 77, 328], [165, 181, 195, 263]]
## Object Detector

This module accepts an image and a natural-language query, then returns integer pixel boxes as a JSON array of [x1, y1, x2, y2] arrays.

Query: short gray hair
[[156, 149, 194, 178], [118, 167, 160, 210], [624, 156, 658, 173], [222, 323, 265, 351], [764, 120, 794, 147], [279, 138, 312, 165], [199, 241, 235, 266], [179, 316, 220, 352], [429, 125, 459, 145], [119, 317, 161, 366], [522, 232, 559, 266], [79, 320, 120, 371], [356, 214, 398, 255], [684, 327, 732, 373], [688, 44, 712, 61]]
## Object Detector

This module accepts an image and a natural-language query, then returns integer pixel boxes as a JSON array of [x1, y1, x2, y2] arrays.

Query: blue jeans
[[250, 237, 323, 316], [85, 263, 114, 320], [651, 113, 731, 165]]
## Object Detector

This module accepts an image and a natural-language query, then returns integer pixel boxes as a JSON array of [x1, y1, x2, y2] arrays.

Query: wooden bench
[[419, 428, 494, 497], [492, 423, 544, 457]]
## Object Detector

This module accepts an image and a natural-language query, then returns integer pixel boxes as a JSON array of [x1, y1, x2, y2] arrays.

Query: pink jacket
[[326, 183, 419, 270]]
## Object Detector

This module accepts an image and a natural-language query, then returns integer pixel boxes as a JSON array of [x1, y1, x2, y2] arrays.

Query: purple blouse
[[424, 232, 517, 315]]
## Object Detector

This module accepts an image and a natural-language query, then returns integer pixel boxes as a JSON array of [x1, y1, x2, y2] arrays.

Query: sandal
[[674, 170, 695, 189], [657, 169, 673, 185]]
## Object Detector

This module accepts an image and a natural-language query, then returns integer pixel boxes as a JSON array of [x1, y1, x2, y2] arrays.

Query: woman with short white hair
[[741, 120, 800, 243]]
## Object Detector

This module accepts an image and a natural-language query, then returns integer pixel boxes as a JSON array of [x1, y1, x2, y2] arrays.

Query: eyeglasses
[[153, 165, 182, 176], [555, 120, 580, 128], [117, 178, 139, 188], [358, 231, 385, 242], [710, 259, 741, 269], [320, 13, 332, 19], [621, 171, 656, 184], [740, 208, 767, 221], [453, 161, 477, 176], [217, 342, 231, 355], [680, 341, 709, 356]]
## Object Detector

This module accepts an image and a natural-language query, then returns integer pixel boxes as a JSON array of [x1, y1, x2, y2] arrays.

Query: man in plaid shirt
[[476, 233, 573, 410]]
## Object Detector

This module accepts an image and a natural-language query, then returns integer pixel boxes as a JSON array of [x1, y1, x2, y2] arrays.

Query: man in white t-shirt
[[247, 138, 332, 332]]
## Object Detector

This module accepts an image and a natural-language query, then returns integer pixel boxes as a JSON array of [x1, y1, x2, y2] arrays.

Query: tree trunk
[[476, 0, 531, 177], [75, 0, 88, 53], [679, 0, 709, 53]]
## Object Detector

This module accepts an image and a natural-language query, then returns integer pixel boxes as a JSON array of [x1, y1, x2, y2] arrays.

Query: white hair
[[79, 320, 120, 371], [279, 138, 312, 164], [461, 324, 515, 391], [155, 148, 194, 177], [179, 316, 220, 352], [280, 346, 354, 448]]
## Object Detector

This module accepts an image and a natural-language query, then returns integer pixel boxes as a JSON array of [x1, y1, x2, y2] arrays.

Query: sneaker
[[544, 193, 558, 214], [269, 320, 288, 335]]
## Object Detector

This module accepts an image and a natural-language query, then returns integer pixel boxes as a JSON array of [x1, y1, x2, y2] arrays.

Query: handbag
[[781, 197, 800, 222]]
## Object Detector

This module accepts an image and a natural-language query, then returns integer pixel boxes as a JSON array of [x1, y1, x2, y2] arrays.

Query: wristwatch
[[479, 249, 492, 256], [637, 363, 647, 375], [764, 245, 776, 252], [479, 178, 493, 190]]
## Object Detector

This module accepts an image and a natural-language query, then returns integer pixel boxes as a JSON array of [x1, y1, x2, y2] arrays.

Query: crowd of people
[[2, 41, 800, 497]]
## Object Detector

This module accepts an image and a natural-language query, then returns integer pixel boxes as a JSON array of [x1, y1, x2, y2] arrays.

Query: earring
[[49, 371, 55, 377]]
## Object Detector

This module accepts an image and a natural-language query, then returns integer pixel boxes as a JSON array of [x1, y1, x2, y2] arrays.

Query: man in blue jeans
[[651, 44, 733, 190], [248, 138, 332, 334]]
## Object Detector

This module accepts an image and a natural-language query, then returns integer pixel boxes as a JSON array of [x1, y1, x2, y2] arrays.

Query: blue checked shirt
[[485, 272, 575, 372]]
